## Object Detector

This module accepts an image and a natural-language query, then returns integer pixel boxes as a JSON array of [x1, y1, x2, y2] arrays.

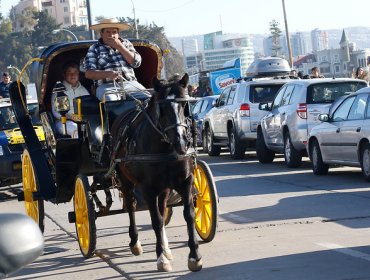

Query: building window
[[64, 17, 70, 24], [335, 65, 340, 73], [64, 7, 68, 12]]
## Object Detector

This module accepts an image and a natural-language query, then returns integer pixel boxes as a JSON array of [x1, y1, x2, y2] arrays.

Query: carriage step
[[68, 212, 76, 223], [17, 191, 25, 201]]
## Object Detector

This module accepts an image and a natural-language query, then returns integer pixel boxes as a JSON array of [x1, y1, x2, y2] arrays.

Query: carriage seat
[[73, 95, 103, 144]]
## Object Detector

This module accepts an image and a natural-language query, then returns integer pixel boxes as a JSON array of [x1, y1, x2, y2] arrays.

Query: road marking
[[317, 242, 370, 262]]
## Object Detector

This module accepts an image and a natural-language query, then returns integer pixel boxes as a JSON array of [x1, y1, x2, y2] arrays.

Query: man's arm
[[85, 69, 121, 81]]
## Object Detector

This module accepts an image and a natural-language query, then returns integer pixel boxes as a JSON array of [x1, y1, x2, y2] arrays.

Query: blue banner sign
[[209, 58, 242, 95]]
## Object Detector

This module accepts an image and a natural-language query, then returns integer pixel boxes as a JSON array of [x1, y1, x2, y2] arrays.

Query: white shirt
[[51, 80, 90, 120]]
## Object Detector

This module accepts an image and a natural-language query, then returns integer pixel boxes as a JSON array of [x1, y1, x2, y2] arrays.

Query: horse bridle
[[150, 98, 191, 145]]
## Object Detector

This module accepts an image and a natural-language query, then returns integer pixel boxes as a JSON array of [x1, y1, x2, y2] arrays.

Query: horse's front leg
[[116, 170, 142, 256], [144, 189, 172, 272], [158, 190, 173, 260], [180, 175, 202, 272]]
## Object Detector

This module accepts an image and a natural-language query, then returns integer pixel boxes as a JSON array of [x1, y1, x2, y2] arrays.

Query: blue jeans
[[96, 81, 146, 101]]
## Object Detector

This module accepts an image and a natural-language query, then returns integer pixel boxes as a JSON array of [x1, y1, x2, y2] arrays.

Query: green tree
[[31, 11, 61, 49], [114, 17, 184, 79], [269, 19, 282, 57]]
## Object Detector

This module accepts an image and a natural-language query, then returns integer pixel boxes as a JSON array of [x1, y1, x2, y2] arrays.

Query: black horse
[[110, 73, 202, 272]]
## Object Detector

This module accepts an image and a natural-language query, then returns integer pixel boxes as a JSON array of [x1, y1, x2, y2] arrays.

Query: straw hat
[[89, 18, 131, 32]]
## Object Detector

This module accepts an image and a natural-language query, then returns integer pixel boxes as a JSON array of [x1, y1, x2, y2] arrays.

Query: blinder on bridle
[[154, 98, 192, 144]]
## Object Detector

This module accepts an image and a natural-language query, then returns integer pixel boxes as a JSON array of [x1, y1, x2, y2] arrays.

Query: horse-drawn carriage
[[10, 39, 218, 272]]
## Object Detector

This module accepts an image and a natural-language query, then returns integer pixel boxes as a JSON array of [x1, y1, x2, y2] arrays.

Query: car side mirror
[[259, 102, 269, 111], [318, 114, 329, 122], [0, 213, 44, 279]]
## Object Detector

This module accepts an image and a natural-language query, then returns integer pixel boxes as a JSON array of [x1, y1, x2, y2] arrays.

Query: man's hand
[[105, 37, 123, 49]]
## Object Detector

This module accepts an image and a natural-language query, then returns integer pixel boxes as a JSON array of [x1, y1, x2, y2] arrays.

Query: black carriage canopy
[[31, 40, 163, 110]]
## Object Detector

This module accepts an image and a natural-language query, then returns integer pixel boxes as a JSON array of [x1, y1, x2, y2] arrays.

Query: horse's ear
[[179, 73, 189, 88], [152, 76, 162, 92]]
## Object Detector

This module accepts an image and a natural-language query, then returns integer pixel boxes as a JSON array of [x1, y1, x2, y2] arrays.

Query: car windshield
[[0, 103, 40, 130], [249, 84, 284, 103], [306, 82, 367, 104]]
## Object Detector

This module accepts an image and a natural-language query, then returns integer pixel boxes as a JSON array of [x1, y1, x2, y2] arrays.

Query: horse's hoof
[[130, 241, 143, 256], [188, 257, 203, 272], [157, 253, 172, 272], [164, 248, 173, 260]]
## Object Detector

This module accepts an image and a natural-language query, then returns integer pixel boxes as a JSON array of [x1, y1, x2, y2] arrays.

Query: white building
[[185, 32, 254, 75], [13, 0, 87, 32]]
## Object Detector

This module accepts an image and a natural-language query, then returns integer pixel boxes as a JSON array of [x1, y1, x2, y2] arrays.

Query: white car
[[308, 87, 370, 180]]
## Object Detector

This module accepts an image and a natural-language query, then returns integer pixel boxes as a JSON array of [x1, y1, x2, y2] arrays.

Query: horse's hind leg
[[179, 176, 202, 272], [145, 190, 172, 272], [117, 171, 142, 256]]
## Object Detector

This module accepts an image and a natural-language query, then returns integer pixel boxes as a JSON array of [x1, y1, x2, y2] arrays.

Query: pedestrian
[[354, 67, 366, 80], [0, 72, 11, 99], [309, 67, 325, 78], [187, 84, 194, 97], [51, 62, 90, 138], [203, 86, 213, 97], [83, 18, 146, 101]]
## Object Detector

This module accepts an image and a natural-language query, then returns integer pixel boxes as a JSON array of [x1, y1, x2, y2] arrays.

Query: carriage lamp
[[52, 82, 70, 135]]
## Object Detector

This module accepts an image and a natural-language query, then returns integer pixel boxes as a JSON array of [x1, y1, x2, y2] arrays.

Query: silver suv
[[202, 78, 289, 159], [257, 78, 367, 167]]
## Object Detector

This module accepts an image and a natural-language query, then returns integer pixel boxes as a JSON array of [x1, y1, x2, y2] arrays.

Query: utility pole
[[86, 0, 95, 40], [130, 0, 139, 39], [282, 0, 293, 69]]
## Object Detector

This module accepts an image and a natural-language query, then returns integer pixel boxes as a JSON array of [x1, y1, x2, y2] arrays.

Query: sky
[[1, 0, 370, 37]]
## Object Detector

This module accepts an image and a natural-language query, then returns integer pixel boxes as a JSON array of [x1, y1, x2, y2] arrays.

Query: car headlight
[[0, 145, 3, 156]]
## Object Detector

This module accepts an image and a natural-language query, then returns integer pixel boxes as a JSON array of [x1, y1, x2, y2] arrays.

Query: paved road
[[2, 151, 370, 279]]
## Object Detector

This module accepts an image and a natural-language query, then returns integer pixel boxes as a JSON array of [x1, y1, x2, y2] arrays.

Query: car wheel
[[361, 143, 370, 181], [206, 127, 221, 156], [256, 128, 275, 163], [284, 133, 302, 168], [228, 128, 245, 160], [310, 140, 329, 175]]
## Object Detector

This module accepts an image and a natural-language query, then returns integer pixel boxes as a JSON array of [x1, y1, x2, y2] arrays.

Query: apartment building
[[13, 0, 87, 31]]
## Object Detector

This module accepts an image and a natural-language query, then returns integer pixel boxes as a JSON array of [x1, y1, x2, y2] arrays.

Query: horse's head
[[150, 73, 191, 155]]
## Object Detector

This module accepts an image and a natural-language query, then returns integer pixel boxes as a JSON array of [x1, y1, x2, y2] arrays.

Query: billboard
[[209, 58, 242, 95]]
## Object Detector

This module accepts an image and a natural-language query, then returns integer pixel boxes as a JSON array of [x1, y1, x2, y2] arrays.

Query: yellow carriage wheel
[[22, 149, 45, 233], [193, 159, 218, 242], [74, 174, 96, 258]]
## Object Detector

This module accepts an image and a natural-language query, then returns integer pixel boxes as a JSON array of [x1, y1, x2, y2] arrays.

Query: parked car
[[257, 78, 368, 168], [307, 87, 370, 180], [0, 98, 45, 187], [202, 57, 291, 159], [191, 95, 218, 147]]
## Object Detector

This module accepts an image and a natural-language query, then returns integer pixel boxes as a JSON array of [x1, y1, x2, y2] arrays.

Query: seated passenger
[[51, 62, 90, 138], [82, 18, 146, 101]]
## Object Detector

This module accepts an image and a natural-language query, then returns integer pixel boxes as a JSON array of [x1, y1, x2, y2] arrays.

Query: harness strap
[[115, 148, 196, 163]]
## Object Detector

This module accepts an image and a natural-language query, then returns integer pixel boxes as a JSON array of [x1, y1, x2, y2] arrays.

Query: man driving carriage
[[82, 18, 146, 101]]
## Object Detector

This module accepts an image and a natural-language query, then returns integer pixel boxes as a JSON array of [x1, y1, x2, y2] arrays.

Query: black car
[[191, 95, 218, 147]]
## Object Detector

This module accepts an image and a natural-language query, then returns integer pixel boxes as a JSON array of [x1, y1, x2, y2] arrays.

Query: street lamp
[[7, 65, 21, 76], [52, 29, 78, 41], [129, 0, 139, 39]]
